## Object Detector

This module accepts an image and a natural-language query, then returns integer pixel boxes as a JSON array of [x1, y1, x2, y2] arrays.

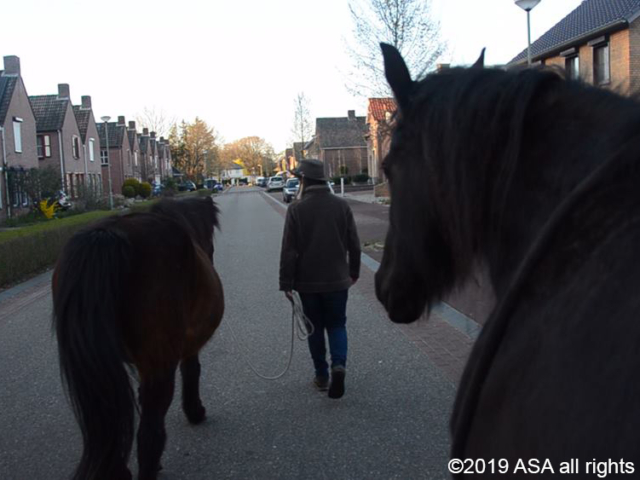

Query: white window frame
[[89, 138, 95, 162], [100, 149, 109, 165], [13, 117, 22, 153], [72, 135, 80, 159]]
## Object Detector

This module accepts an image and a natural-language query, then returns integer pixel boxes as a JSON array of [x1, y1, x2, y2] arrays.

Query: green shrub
[[139, 182, 152, 198], [0, 210, 117, 289], [353, 173, 370, 184], [122, 185, 136, 198], [123, 178, 140, 191]]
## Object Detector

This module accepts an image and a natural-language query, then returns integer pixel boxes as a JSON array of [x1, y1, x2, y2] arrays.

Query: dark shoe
[[328, 366, 346, 399], [314, 375, 329, 391]]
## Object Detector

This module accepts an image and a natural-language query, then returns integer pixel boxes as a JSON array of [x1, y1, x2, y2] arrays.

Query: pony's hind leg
[[137, 367, 176, 480], [180, 354, 207, 424]]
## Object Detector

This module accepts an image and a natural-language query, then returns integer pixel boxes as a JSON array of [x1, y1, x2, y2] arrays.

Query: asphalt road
[[0, 187, 456, 479]]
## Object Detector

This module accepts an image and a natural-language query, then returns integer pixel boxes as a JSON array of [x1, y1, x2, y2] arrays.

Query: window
[[594, 44, 610, 85], [134, 151, 138, 166], [100, 149, 109, 165], [89, 138, 95, 162], [37, 135, 52, 159], [72, 135, 80, 159], [13, 118, 22, 153], [565, 56, 579, 80]]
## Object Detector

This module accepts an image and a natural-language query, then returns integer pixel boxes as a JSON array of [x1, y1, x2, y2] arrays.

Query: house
[[0, 55, 38, 220], [312, 110, 368, 180], [72, 96, 102, 196], [97, 116, 133, 195], [365, 98, 396, 184], [221, 163, 244, 184], [509, 0, 640, 91], [148, 132, 160, 185], [30, 83, 86, 199], [127, 121, 142, 181], [138, 128, 151, 183]]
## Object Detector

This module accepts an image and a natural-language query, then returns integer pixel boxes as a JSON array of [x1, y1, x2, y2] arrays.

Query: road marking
[[262, 190, 481, 340]]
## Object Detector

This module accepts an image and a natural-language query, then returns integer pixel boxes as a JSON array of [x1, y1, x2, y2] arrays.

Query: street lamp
[[515, 0, 541, 67], [100, 116, 114, 210]]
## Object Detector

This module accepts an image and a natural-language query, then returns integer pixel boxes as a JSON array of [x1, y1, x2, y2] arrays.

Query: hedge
[[0, 210, 120, 289]]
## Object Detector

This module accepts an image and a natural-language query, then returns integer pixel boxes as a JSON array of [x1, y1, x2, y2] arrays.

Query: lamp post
[[100, 116, 114, 210], [515, 0, 541, 67]]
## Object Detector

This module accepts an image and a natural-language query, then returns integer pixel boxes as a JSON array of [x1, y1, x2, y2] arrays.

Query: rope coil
[[225, 292, 314, 380]]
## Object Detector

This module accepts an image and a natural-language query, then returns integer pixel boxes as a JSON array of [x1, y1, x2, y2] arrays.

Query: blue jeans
[[299, 290, 348, 378]]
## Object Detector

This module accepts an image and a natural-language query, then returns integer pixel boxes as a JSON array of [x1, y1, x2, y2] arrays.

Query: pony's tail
[[53, 226, 135, 480]]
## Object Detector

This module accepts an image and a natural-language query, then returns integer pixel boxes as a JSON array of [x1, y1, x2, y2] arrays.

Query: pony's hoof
[[185, 403, 206, 424]]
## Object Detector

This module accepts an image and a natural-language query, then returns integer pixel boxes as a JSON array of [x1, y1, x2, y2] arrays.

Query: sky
[[1, 0, 583, 153]]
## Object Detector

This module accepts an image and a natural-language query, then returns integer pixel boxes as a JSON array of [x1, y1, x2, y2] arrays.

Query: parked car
[[255, 176, 266, 187], [282, 178, 300, 203], [152, 183, 164, 196], [267, 176, 285, 191], [178, 180, 197, 192], [204, 178, 224, 192]]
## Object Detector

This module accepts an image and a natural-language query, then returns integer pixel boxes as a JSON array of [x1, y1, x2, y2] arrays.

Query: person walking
[[279, 159, 361, 399]]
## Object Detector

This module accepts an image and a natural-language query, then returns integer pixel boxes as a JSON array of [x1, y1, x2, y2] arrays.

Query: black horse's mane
[[151, 196, 220, 255], [394, 65, 640, 295]]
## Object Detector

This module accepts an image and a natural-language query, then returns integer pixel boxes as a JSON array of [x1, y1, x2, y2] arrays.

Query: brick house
[[138, 128, 151, 183], [148, 132, 160, 185], [310, 110, 368, 179], [0, 56, 38, 220], [72, 96, 102, 196], [156, 136, 172, 182], [97, 116, 133, 195], [126, 121, 142, 181], [365, 98, 396, 184], [509, 0, 640, 92], [30, 84, 86, 199]]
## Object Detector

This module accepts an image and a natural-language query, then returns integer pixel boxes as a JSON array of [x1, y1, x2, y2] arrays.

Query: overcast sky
[[1, 0, 582, 152]]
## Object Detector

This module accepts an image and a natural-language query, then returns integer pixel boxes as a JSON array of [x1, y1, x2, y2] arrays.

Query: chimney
[[150, 131, 156, 139], [347, 110, 356, 120], [159, 136, 165, 144], [143, 128, 149, 136], [81, 95, 92, 109], [58, 83, 70, 99], [3, 56, 20, 76], [128, 121, 136, 130], [437, 63, 450, 72], [117, 116, 126, 126]]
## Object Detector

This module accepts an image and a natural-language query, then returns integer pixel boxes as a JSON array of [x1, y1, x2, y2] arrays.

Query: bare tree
[[135, 106, 176, 138], [344, 0, 446, 97], [290, 92, 313, 158]]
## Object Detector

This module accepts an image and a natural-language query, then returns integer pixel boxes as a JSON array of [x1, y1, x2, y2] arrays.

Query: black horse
[[53, 196, 224, 480], [376, 43, 640, 476]]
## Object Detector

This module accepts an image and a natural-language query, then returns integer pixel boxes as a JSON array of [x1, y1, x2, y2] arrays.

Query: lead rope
[[225, 292, 314, 380]]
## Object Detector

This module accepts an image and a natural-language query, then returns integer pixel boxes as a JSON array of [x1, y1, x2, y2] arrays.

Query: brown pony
[[52, 196, 223, 480]]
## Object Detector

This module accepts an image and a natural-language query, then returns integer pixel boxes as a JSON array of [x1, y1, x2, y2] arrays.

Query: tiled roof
[[315, 116, 367, 149], [29, 95, 69, 131], [127, 130, 137, 150], [367, 98, 397, 122], [72, 106, 91, 141], [96, 122, 126, 148], [139, 135, 149, 154], [510, 0, 640, 64], [0, 74, 18, 126]]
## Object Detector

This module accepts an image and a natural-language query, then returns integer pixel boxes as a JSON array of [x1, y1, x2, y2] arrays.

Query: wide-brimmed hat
[[293, 159, 327, 181]]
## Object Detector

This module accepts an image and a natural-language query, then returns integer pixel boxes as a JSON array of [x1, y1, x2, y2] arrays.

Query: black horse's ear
[[472, 48, 486, 69], [381, 42, 413, 112]]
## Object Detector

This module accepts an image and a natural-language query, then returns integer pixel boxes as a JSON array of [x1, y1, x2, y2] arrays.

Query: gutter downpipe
[[0, 126, 10, 217]]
